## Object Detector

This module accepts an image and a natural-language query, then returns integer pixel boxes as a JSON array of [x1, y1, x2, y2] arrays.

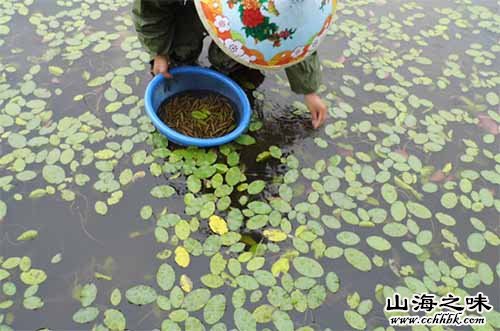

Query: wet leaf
[[467, 233, 486, 253], [73, 307, 99, 324], [486, 92, 499, 106], [110, 288, 122, 306], [292, 257, 324, 278], [180, 274, 192, 293], [95, 201, 108, 215], [263, 229, 287, 242], [20, 269, 47, 285], [381, 183, 397, 204], [271, 258, 290, 277], [307, 285, 326, 309], [344, 248, 372, 272], [209, 215, 229, 235], [42, 165, 66, 184], [336, 231, 360, 246], [50, 253, 62, 264], [48, 66, 64, 76], [236, 134, 256, 146], [151, 185, 176, 199], [0, 200, 6, 219], [204, 294, 226, 324], [174, 246, 190, 268], [247, 180, 265, 195], [406, 201, 432, 219], [272, 310, 294, 331], [16, 230, 38, 241], [366, 236, 391, 251], [226, 167, 241, 186], [441, 192, 458, 209], [182, 288, 211, 311], [344, 310, 366, 330], [8, 133, 27, 148], [157, 264, 175, 291], [103, 309, 126, 331], [125, 285, 157, 305], [23, 296, 44, 310], [80, 283, 97, 307], [325, 272, 340, 293], [390, 201, 407, 222], [234, 307, 256, 331]]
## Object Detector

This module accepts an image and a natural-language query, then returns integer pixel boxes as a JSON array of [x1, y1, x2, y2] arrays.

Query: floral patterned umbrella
[[195, 0, 337, 69]]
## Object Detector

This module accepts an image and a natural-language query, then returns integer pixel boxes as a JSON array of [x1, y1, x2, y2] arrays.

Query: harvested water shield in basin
[[158, 90, 238, 139]]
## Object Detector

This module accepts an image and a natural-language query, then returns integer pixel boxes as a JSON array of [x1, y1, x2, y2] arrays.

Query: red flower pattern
[[242, 8, 265, 28]]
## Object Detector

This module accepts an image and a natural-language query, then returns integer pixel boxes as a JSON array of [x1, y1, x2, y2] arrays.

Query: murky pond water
[[0, 0, 499, 330]]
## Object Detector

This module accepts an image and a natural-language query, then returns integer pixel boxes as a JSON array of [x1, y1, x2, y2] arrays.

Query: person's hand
[[152, 55, 172, 78], [304, 93, 327, 129]]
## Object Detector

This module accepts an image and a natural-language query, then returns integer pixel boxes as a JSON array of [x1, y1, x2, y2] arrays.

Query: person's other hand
[[152, 55, 172, 78], [304, 93, 327, 129]]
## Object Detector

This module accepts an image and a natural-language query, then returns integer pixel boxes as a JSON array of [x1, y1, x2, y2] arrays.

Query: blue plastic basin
[[144, 66, 251, 147]]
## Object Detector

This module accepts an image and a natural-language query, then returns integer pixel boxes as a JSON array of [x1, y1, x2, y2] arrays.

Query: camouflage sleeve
[[132, 0, 176, 59], [285, 52, 322, 95]]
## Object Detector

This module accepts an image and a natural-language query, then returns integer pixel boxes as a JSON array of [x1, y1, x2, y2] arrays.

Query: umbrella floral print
[[197, 0, 335, 68], [228, 0, 297, 47]]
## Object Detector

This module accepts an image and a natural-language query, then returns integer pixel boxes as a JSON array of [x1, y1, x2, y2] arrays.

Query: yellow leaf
[[295, 225, 308, 237], [209, 215, 228, 235], [95, 149, 115, 160], [48, 66, 64, 76], [174, 246, 190, 268], [271, 258, 289, 277], [263, 229, 287, 242], [94, 272, 112, 281], [180, 274, 192, 292], [442, 162, 453, 174]]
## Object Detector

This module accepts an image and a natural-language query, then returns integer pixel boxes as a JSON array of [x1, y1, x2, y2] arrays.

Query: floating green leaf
[[42, 165, 65, 184], [247, 180, 265, 195], [366, 236, 391, 251], [80, 283, 97, 307], [157, 264, 175, 291], [73, 307, 99, 324], [234, 308, 256, 331], [406, 201, 432, 219], [103, 309, 126, 331], [204, 294, 226, 324], [292, 256, 324, 278], [16, 230, 38, 241], [151, 185, 176, 199], [344, 310, 366, 330], [20, 269, 47, 285], [467, 233, 486, 253], [344, 248, 372, 272], [125, 285, 157, 305]]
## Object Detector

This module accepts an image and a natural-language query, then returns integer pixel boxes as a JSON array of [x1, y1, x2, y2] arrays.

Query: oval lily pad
[[103, 309, 126, 331], [20, 269, 47, 285], [292, 256, 324, 278], [73, 307, 99, 324], [366, 236, 392, 251], [204, 294, 226, 324], [157, 264, 175, 291], [234, 307, 257, 331], [344, 310, 366, 330], [344, 248, 372, 272], [125, 285, 157, 305], [467, 233, 486, 253], [42, 165, 66, 184]]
